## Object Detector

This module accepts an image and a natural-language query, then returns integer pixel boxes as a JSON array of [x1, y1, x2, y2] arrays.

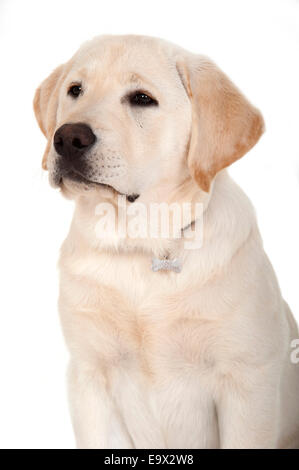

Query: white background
[[0, 0, 298, 449]]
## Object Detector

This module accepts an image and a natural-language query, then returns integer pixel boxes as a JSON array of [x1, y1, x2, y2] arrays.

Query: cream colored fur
[[34, 35, 299, 449]]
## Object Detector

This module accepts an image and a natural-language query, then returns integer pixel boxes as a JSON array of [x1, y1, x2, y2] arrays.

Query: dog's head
[[34, 35, 264, 201]]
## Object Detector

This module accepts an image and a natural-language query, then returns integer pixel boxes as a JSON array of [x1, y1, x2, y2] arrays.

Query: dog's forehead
[[70, 35, 177, 85]]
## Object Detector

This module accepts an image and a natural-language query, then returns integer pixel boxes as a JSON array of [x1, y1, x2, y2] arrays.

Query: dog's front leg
[[216, 365, 280, 449], [67, 361, 134, 449]]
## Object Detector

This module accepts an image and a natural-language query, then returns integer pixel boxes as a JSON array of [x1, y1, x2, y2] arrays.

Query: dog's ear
[[177, 56, 265, 192], [33, 64, 65, 169]]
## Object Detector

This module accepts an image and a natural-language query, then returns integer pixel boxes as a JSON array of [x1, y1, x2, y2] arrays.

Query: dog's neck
[[68, 171, 257, 280], [71, 175, 210, 258]]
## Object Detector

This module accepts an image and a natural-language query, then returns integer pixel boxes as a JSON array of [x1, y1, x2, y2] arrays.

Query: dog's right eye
[[68, 84, 82, 98]]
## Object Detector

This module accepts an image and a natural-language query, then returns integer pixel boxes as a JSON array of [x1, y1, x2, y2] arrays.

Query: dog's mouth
[[60, 169, 116, 192], [59, 169, 139, 203]]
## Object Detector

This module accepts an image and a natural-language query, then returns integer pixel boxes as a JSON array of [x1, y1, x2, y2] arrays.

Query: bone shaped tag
[[151, 258, 182, 273]]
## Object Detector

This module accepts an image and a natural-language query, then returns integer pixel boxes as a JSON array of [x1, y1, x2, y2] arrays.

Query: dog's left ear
[[33, 64, 66, 169], [177, 55, 265, 192]]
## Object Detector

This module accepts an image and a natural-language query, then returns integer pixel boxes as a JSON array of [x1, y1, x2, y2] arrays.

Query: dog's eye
[[129, 92, 158, 107], [68, 84, 82, 98]]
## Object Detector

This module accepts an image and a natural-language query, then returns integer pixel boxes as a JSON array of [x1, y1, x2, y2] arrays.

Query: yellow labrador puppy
[[34, 35, 299, 449]]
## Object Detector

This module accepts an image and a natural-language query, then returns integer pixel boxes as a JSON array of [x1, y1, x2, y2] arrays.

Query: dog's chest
[[60, 251, 222, 380]]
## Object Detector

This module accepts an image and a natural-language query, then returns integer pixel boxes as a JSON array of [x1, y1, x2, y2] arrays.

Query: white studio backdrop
[[0, 0, 298, 449]]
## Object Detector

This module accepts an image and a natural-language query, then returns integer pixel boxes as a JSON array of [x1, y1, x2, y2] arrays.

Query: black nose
[[53, 123, 96, 160]]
